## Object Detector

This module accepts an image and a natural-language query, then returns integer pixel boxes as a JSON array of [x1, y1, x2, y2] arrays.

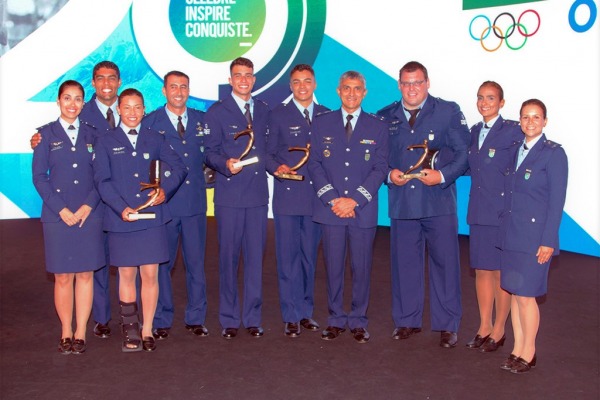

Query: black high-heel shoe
[[58, 337, 72, 355], [71, 339, 87, 354], [142, 336, 156, 352], [510, 354, 537, 374], [500, 353, 519, 371], [465, 333, 490, 349], [480, 334, 506, 352]]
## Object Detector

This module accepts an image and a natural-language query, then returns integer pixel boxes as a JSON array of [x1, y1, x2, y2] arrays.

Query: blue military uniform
[[498, 135, 568, 296], [143, 106, 209, 329], [377, 96, 469, 333], [266, 101, 329, 324], [308, 109, 388, 329], [204, 94, 270, 329], [33, 119, 105, 273], [93, 126, 186, 238], [467, 116, 523, 269], [79, 95, 119, 325]]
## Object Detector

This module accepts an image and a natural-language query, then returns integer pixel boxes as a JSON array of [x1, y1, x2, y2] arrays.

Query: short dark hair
[[58, 80, 84, 99], [163, 70, 190, 87], [118, 88, 144, 105], [93, 61, 120, 80], [399, 61, 428, 81], [290, 64, 315, 77], [479, 81, 504, 101], [520, 98, 547, 119], [230, 57, 254, 73]]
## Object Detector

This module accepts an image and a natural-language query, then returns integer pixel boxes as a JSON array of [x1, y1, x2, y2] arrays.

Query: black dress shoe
[[247, 326, 264, 338], [480, 334, 506, 353], [152, 327, 170, 340], [221, 328, 238, 339], [440, 331, 458, 348], [392, 327, 422, 340], [185, 324, 209, 337], [71, 339, 86, 354], [351, 328, 370, 343], [510, 355, 537, 374], [321, 326, 345, 341], [93, 322, 111, 339], [500, 354, 519, 371], [284, 322, 300, 337], [300, 318, 320, 331], [58, 337, 72, 354], [142, 336, 156, 352], [465, 333, 490, 349]]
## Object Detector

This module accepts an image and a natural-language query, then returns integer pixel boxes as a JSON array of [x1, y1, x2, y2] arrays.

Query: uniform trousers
[[92, 234, 111, 325], [154, 214, 207, 329], [321, 224, 375, 330], [390, 214, 462, 332], [274, 214, 321, 323], [215, 205, 267, 328]]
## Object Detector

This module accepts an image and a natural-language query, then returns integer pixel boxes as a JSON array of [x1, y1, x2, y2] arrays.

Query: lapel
[[518, 134, 546, 171], [224, 95, 248, 130], [51, 119, 71, 144], [113, 127, 135, 150]]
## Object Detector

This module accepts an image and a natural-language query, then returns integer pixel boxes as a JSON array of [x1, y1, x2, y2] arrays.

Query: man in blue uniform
[[377, 61, 470, 348], [203, 57, 270, 339], [143, 71, 209, 340], [308, 70, 388, 343], [266, 64, 327, 337], [30, 60, 122, 339]]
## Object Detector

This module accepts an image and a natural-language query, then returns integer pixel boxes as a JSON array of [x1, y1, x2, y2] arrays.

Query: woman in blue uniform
[[93, 88, 186, 352], [498, 99, 568, 373], [32, 80, 105, 355], [466, 81, 522, 352]]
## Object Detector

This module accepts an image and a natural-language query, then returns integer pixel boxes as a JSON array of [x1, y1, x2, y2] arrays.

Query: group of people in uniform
[[31, 58, 568, 375]]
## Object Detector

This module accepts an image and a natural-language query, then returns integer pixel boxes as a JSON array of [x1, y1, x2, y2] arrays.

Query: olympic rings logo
[[569, 0, 597, 32], [469, 9, 541, 52]]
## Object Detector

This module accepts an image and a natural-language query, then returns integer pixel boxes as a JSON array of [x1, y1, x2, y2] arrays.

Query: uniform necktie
[[244, 103, 253, 127], [345, 114, 354, 141], [405, 108, 420, 128], [304, 108, 311, 126], [128, 129, 137, 135], [68, 125, 75, 130], [177, 115, 185, 138], [479, 123, 491, 149], [106, 108, 116, 129], [516, 142, 529, 169]]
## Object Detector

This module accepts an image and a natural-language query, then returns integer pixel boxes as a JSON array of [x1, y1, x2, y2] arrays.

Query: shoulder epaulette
[[376, 101, 399, 115], [503, 119, 519, 126], [36, 121, 53, 131], [81, 120, 97, 130], [315, 109, 334, 118], [543, 140, 562, 148]]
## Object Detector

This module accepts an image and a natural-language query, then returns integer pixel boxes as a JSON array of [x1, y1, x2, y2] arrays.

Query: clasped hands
[[330, 197, 358, 218]]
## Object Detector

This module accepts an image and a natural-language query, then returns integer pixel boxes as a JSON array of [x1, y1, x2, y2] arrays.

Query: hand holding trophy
[[278, 143, 311, 181], [129, 160, 161, 220], [232, 125, 259, 169], [401, 140, 440, 179]]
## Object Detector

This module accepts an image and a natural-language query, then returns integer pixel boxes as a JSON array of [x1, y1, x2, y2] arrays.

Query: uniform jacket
[[143, 107, 207, 217], [498, 134, 568, 255], [467, 116, 523, 226], [33, 120, 104, 223], [308, 109, 388, 228], [266, 101, 329, 216], [203, 95, 270, 208], [80, 94, 115, 131], [93, 126, 187, 232], [377, 96, 470, 219]]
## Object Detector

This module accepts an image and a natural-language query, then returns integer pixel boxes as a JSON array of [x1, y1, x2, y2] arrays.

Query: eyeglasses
[[399, 80, 426, 88]]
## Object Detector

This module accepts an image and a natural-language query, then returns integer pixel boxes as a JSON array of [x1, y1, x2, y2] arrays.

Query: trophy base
[[129, 212, 156, 220], [279, 173, 304, 181], [233, 156, 259, 168], [401, 172, 425, 179]]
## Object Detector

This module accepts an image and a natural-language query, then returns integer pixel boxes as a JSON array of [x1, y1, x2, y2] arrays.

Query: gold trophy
[[232, 125, 259, 168], [401, 140, 440, 179], [129, 160, 161, 220], [278, 143, 311, 181]]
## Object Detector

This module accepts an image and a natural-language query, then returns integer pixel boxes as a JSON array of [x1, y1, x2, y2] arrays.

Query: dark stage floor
[[1, 218, 598, 399]]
